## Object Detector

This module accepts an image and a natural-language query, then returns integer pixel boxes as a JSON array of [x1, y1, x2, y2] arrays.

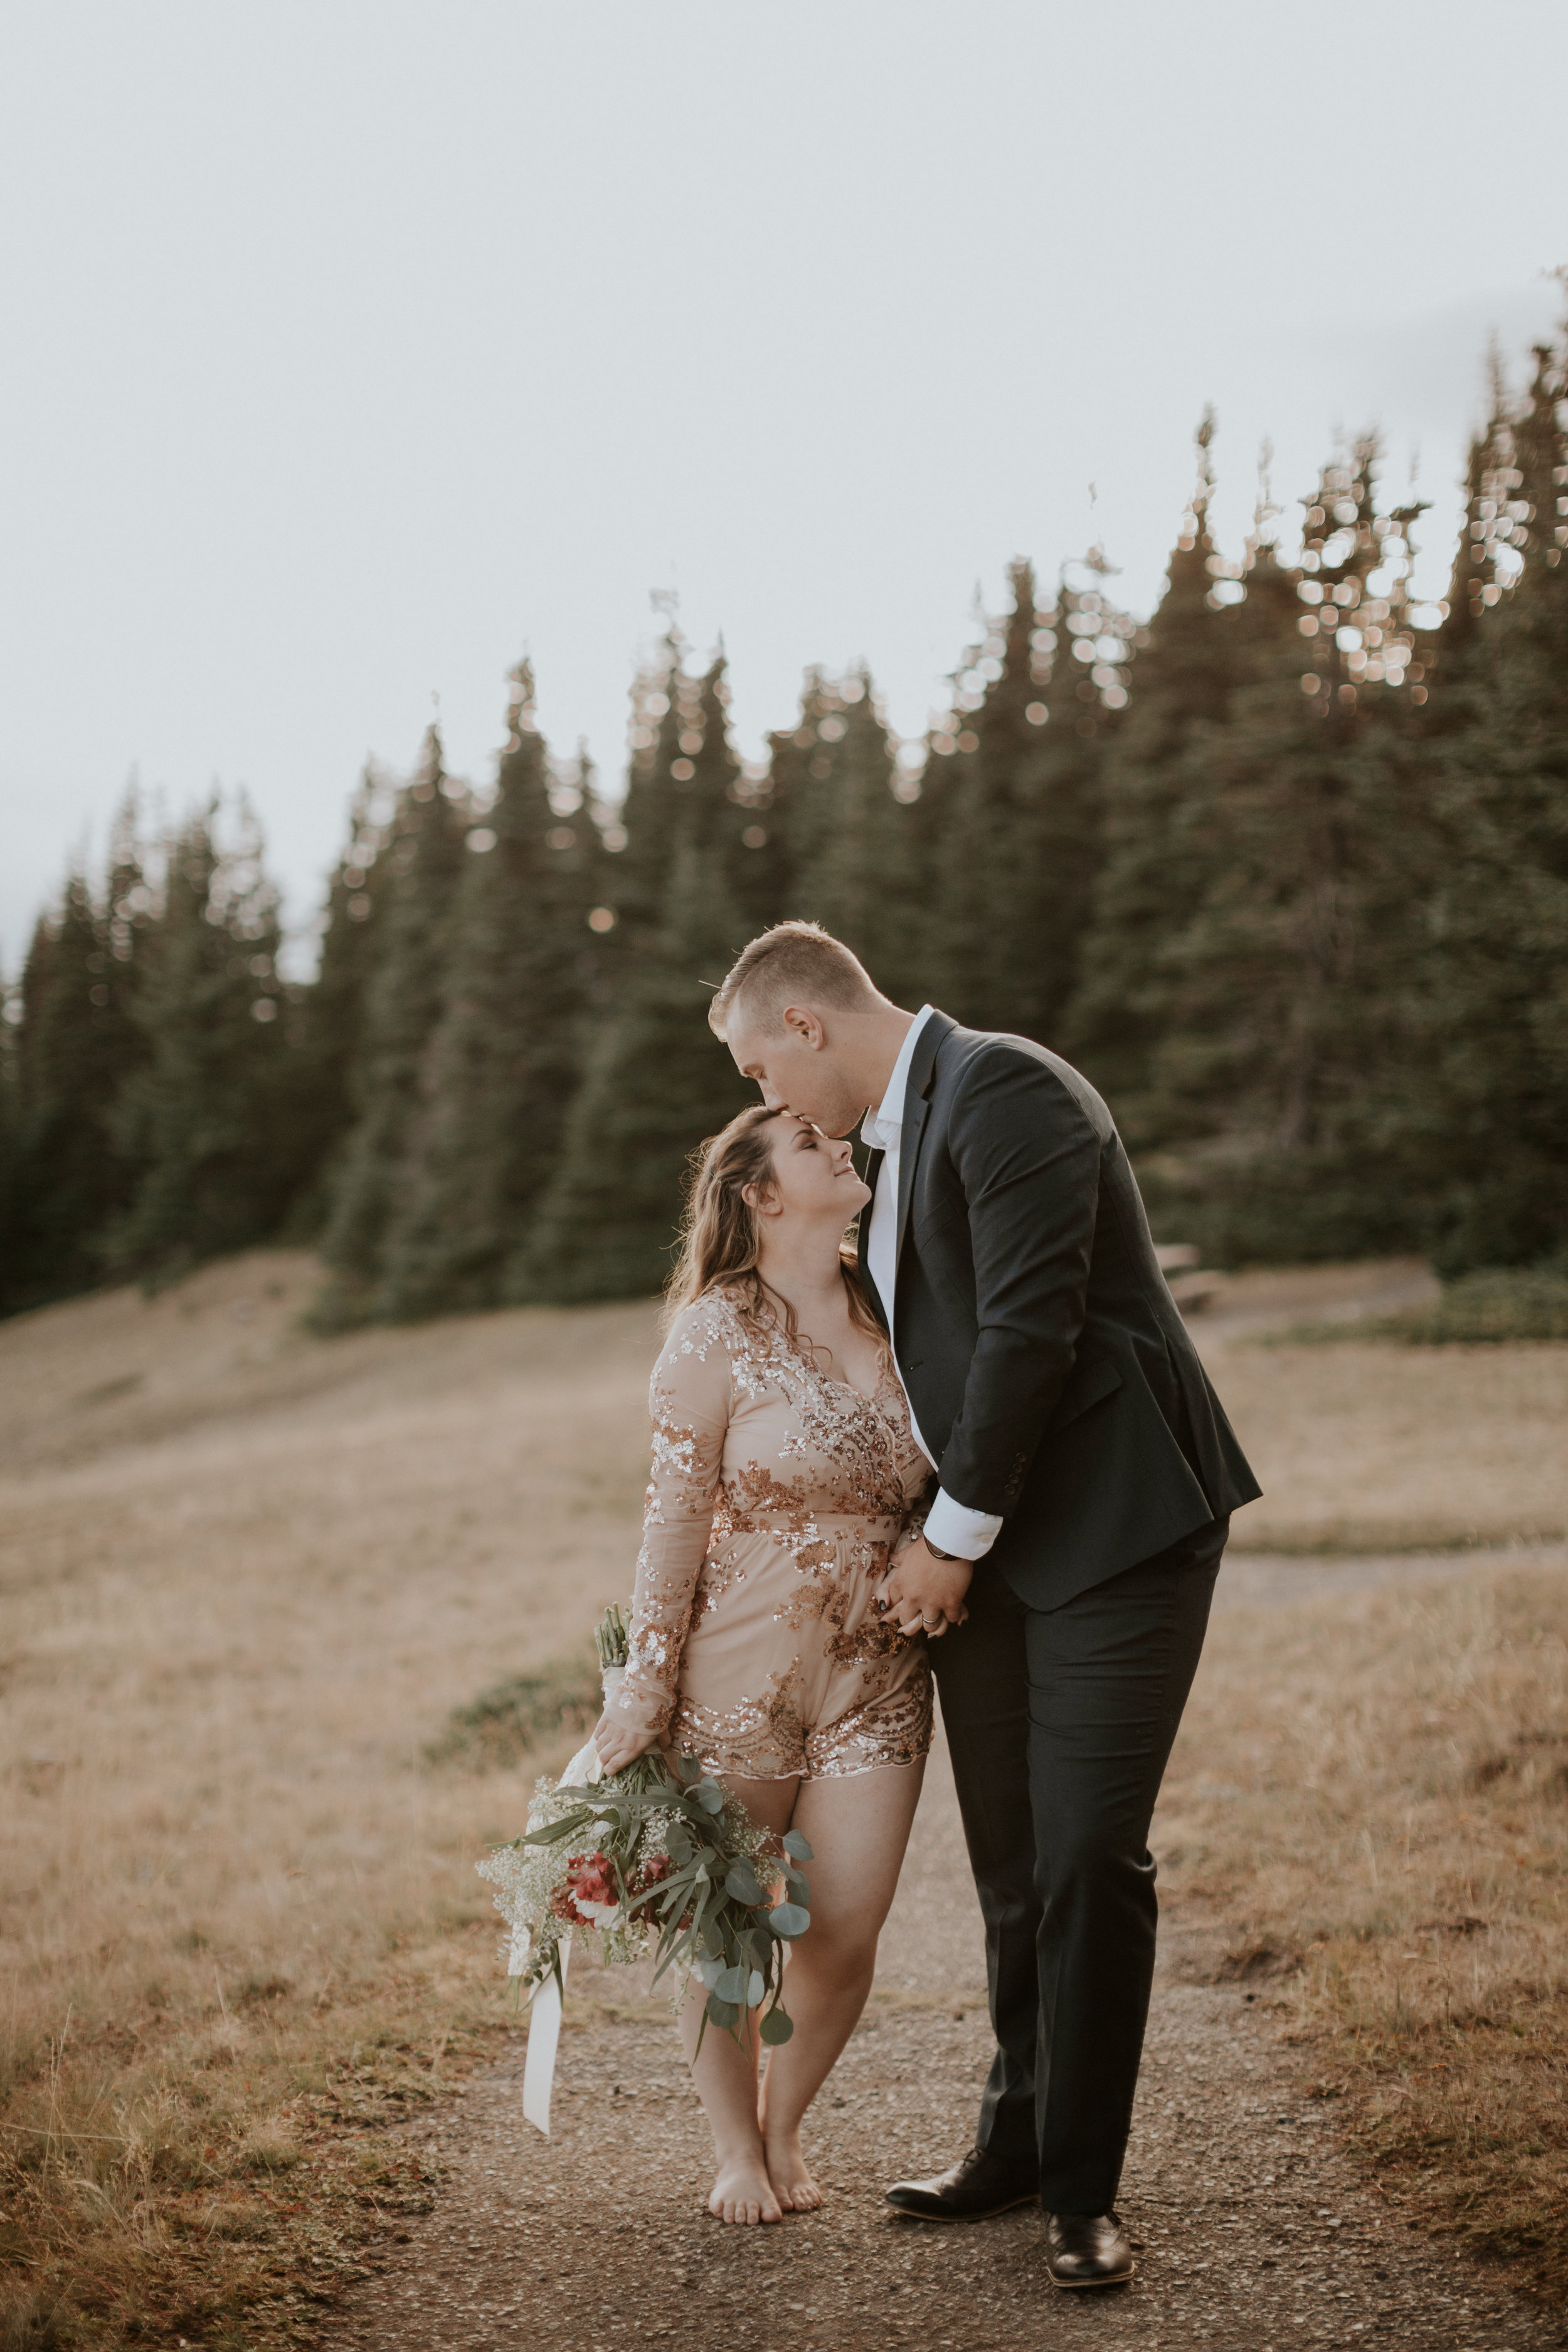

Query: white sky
[[3, 2, 1564, 972]]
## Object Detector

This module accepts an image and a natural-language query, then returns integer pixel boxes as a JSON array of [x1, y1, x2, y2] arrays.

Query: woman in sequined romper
[[595, 1104, 934, 2227]]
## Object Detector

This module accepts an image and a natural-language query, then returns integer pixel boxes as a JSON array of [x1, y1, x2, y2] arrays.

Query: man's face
[[724, 1007, 867, 1139]]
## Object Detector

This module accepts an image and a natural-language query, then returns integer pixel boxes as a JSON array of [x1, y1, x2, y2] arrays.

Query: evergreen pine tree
[[896, 724, 967, 1002], [773, 667, 926, 999], [765, 664, 836, 905], [1127, 440, 1438, 1257], [103, 799, 296, 1276], [3, 792, 159, 1310], [1421, 371, 1511, 734], [1415, 336, 1568, 1270], [3, 871, 137, 1310], [687, 652, 789, 932], [1064, 415, 1249, 1130], [517, 652, 755, 1302], [932, 560, 1113, 1040], [315, 728, 469, 1317], [284, 766, 396, 1234], [610, 630, 690, 933], [516, 843, 754, 1302], [368, 664, 604, 1316]]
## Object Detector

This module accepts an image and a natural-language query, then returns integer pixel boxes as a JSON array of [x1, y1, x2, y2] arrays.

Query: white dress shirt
[[860, 1005, 1004, 1564]]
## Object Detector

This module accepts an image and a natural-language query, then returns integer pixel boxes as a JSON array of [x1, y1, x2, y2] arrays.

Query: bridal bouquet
[[477, 1605, 812, 2051]]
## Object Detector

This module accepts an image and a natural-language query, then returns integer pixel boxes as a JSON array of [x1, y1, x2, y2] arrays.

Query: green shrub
[[424, 1651, 601, 1771], [1261, 1266, 1568, 1347]]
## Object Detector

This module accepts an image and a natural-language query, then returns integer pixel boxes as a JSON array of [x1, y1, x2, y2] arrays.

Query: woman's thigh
[[787, 1759, 927, 1947], [717, 1772, 801, 1841]]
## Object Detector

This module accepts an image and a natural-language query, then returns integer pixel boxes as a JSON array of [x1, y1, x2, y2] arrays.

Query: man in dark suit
[[711, 921, 1259, 2290]]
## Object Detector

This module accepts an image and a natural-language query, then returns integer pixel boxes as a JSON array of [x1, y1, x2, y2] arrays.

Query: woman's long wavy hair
[[663, 1102, 887, 1359]]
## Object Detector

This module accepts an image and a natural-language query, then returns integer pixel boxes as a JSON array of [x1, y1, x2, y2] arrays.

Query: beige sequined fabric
[[603, 1288, 934, 1781]]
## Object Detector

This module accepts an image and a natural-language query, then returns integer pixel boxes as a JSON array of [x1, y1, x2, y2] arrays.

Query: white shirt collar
[[859, 1005, 936, 1155]]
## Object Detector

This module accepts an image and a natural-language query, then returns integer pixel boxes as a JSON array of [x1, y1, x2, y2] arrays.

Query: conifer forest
[[4, 334, 1566, 1326]]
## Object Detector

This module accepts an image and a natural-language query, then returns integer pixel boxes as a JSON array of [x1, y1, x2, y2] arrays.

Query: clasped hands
[[876, 1534, 973, 1639]]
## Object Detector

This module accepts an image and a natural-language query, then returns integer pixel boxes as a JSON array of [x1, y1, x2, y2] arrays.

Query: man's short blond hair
[[709, 921, 881, 1038]]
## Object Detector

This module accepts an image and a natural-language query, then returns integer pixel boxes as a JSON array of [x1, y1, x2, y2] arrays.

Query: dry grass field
[[2, 1251, 1565, 2343], [1165, 1560, 1568, 2292]]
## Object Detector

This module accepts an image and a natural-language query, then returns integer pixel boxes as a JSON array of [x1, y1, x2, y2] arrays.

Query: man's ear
[[781, 1004, 827, 1052]]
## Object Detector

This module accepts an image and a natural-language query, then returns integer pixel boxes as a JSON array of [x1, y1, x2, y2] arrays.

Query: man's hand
[[878, 1536, 973, 1638], [593, 1712, 659, 1775]]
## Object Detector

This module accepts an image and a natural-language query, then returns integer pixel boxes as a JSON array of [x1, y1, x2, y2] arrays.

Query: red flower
[[551, 1848, 673, 1929], [567, 1851, 617, 1904], [551, 1850, 622, 1924]]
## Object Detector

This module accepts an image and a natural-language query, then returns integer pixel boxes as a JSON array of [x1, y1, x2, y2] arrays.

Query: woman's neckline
[[776, 1320, 893, 1409], [708, 1283, 894, 1409]]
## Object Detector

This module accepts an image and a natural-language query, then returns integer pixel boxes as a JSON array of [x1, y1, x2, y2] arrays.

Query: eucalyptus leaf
[[746, 1969, 765, 2006], [705, 1994, 741, 2030], [780, 1831, 813, 1861], [696, 1781, 726, 1815], [521, 1813, 593, 1847], [758, 2006, 795, 2045], [724, 1860, 763, 1907], [768, 1902, 810, 1939], [715, 1964, 748, 2005]]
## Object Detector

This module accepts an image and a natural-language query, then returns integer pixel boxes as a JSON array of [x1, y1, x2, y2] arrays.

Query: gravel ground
[[326, 1560, 1567, 2352]]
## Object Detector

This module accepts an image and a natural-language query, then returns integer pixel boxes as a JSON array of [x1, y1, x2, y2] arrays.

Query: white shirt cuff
[[921, 1488, 1004, 1562]]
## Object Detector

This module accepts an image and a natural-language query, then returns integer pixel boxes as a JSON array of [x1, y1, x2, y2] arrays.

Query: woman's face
[[753, 1113, 871, 1230]]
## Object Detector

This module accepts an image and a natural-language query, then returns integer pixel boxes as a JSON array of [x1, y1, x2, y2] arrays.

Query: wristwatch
[[924, 1540, 965, 1563]]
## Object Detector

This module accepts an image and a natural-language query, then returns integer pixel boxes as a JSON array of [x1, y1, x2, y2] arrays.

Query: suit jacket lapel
[[893, 1010, 953, 1277]]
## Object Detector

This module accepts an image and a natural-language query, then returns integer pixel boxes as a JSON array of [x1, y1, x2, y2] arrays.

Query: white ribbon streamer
[[521, 1665, 624, 2135], [522, 1944, 568, 2133]]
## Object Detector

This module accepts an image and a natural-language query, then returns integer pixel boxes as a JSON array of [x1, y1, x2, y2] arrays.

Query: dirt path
[[326, 1560, 1565, 2352]]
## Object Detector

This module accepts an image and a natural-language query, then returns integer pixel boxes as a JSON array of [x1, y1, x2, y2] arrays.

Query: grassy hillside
[[2, 1254, 1565, 2340]]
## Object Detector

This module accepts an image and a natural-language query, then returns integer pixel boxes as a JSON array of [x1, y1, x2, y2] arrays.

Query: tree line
[[3, 331, 1565, 1324]]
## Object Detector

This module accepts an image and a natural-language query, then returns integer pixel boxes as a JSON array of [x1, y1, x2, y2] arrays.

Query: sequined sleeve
[[603, 1302, 735, 1739]]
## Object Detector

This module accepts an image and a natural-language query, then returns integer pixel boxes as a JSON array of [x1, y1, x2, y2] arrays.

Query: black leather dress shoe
[[1045, 2210, 1134, 2287], [884, 2146, 1039, 2222]]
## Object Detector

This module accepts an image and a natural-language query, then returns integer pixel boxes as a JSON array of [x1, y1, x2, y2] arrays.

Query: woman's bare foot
[[764, 2129, 824, 2213], [707, 2152, 783, 2226]]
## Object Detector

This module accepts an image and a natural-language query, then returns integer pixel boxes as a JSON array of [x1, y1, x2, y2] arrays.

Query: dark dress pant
[[930, 1515, 1226, 2215]]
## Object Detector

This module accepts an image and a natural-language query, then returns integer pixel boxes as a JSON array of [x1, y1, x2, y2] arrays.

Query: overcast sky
[[3, 2, 1564, 970]]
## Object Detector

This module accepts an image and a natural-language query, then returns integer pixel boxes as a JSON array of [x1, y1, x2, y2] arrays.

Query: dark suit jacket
[[857, 1011, 1261, 1611]]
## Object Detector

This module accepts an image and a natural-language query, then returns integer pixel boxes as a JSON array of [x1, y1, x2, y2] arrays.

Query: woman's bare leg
[[679, 1771, 798, 2224], [758, 1758, 926, 2211]]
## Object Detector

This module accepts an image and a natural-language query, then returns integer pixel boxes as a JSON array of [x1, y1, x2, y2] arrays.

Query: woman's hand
[[593, 1711, 659, 1776], [878, 1536, 973, 1637]]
